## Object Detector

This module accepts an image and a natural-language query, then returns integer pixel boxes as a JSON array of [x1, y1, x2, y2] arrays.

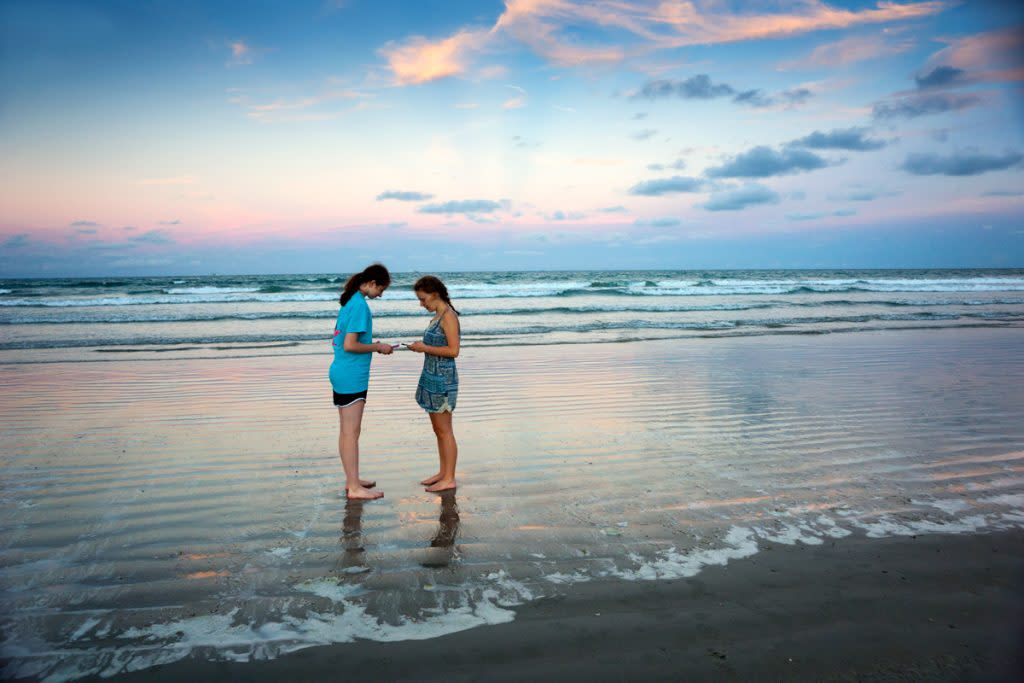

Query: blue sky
[[1, 0, 1023, 276]]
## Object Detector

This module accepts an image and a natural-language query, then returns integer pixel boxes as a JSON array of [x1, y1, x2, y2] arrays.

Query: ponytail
[[340, 263, 391, 306], [413, 275, 459, 315], [441, 292, 459, 315]]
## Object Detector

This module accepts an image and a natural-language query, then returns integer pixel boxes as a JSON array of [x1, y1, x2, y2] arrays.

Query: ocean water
[[1, 269, 1023, 359]]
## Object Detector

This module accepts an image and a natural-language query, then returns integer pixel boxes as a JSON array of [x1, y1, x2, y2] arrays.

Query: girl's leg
[[425, 411, 457, 492], [338, 401, 383, 500], [419, 404, 443, 485], [337, 401, 377, 488]]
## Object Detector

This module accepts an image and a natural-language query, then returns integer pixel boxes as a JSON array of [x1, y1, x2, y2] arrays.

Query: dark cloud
[[634, 217, 681, 227], [512, 135, 541, 148], [548, 210, 586, 221], [915, 66, 966, 89], [377, 190, 434, 201], [75, 228, 98, 234], [70, 220, 99, 228], [83, 242, 134, 252], [634, 75, 734, 100], [632, 112, 648, 119], [982, 189, 1024, 197], [634, 75, 811, 108], [828, 187, 900, 202], [900, 150, 1023, 176], [419, 199, 502, 214], [731, 89, 770, 106], [598, 205, 628, 213], [647, 158, 686, 171], [848, 190, 890, 201], [703, 184, 780, 211], [631, 129, 657, 141], [782, 88, 812, 105], [733, 87, 812, 108], [131, 230, 174, 244], [787, 209, 857, 221], [3, 234, 30, 248], [159, 219, 181, 225], [872, 92, 981, 119], [628, 175, 704, 196], [788, 127, 887, 151], [706, 146, 830, 178]]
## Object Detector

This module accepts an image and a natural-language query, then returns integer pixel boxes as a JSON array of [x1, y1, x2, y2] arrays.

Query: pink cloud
[[925, 27, 1024, 83], [379, 29, 490, 85], [228, 40, 253, 66], [383, 1, 947, 82], [781, 33, 915, 69], [228, 86, 372, 122], [643, 1, 946, 47], [494, 0, 626, 66]]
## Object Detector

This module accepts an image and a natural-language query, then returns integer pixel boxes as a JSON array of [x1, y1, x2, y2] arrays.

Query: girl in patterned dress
[[408, 276, 460, 492]]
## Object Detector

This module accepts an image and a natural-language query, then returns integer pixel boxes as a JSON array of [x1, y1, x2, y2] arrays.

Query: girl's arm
[[343, 332, 391, 354], [413, 314, 460, 358]]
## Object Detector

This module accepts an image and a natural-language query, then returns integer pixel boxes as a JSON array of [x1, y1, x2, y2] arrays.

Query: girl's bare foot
[[420, 473, 443, 486], [425, 479, 456, 492], [360, 479, 376, 488], [346, 486, 383, 500]]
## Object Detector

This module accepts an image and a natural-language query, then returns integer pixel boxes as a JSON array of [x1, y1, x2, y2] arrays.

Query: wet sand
[[3, 327, 1024, 680], [101, 530, 1024, 682]]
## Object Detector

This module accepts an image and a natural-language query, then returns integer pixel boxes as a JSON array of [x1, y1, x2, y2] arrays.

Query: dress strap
[[432, 305, 460, 338]]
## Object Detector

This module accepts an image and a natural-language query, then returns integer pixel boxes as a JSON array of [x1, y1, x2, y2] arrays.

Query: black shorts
[[333, 390, 367, 407]]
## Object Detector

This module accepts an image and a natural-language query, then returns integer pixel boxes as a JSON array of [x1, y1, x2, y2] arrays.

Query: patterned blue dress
[[416, 310, 459, 413]]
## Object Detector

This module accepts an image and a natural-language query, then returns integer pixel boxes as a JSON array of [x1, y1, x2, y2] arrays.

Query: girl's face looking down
[[362, 280, 388, 299], [416, 290, 441, 312]]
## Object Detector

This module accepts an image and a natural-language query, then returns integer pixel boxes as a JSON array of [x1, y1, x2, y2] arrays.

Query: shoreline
[[0, 322, 1020, 366], [95, 529, 1024, 682]]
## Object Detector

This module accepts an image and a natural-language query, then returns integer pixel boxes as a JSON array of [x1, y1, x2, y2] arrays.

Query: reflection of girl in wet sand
[[431, 490, 460, 548], [340, 499, 367, 572], [407, 276, 460, 492], [330, 263, 394, 500], [421, 490, 460, 568]]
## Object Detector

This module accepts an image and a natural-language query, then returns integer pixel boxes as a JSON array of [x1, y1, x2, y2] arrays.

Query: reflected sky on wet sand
[[2, 328, 1023, 679]]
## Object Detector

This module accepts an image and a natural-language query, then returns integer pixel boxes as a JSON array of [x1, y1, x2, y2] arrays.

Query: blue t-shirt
[[329, 292, 373, 393]]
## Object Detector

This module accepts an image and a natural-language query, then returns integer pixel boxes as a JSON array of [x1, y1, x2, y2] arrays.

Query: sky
[[1, 0, 1023, 276]]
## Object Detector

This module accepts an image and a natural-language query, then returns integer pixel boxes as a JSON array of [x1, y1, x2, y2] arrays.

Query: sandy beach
[[3, 327, 1024, 680], [103, 530, 1024, 682]]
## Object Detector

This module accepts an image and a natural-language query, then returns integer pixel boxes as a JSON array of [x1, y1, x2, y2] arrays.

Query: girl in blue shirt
[[331, 263, 394, 500]]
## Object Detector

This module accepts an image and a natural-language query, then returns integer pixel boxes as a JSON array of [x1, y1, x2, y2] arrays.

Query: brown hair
[[414, 275, 459, 315], [339, 263, 391, 306]]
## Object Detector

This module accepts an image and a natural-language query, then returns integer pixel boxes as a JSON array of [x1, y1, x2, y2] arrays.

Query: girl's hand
[[408, 341, 426, 353], [376, 342, 394, 355]]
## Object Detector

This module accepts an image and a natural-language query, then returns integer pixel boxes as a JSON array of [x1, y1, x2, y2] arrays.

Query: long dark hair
[[414, 275, 459, 315], [339, 263, 391, 306]]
